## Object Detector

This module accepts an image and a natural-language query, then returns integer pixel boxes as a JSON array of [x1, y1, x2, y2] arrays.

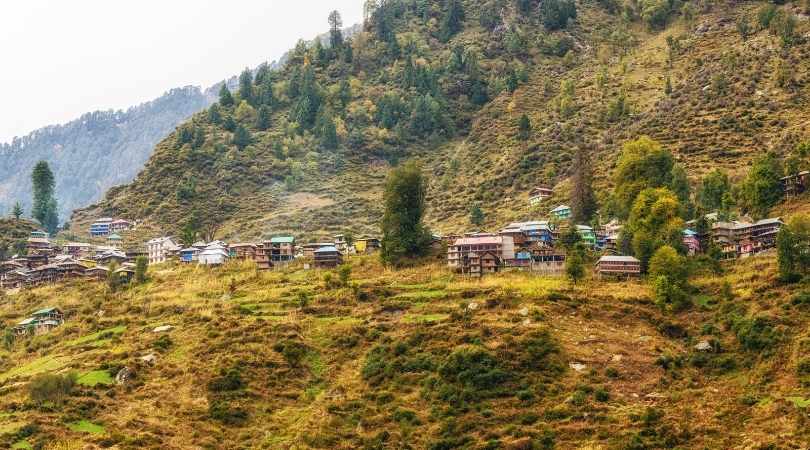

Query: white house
[[198, 243, 229, 266], [147, 237, 180, 265]]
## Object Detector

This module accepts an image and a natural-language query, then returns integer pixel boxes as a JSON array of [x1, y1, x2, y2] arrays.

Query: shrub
[[595, 387, 610, 402], [208, 366, 245, 392], [797, 358, 810, 386], [731, 316, 780, 354], [153, 335, 173, 351], [273, 340, 309, 367], [28, 373, 76, 406], [209, 399, 248, 425], [434, 347, 510, 405]]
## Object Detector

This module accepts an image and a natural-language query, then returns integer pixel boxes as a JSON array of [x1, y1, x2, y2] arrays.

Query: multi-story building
[[90, 218, 114, 236], [146, 237, 179, 265], [596, 256, 641, 279], [447, 234, 515, 275], [528, 186, 553, 206]]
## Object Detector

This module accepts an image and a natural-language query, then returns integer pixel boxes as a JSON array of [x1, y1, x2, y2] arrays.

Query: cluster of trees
[[380, 161, 432, 267]]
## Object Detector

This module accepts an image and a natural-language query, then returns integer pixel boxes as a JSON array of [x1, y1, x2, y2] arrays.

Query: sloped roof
[[551, 205, 571, 213], [32, 307, 61, 316], [453, 236, 504, 246], [315, 246, 339, 253], [598, 255, 640, 263], [270, 236, 295, 244]]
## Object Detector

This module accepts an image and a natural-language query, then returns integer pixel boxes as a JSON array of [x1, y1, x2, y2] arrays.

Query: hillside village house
[[13, 307, 65, 336], [500, 221, 554, 248], [96, 250, 127, 266], [199, 243, 229, 266], [781, 170, 809, 198], [576, 225, 597, 247], [64, 242, 93, 258], [90, 218, 113, 236], [107, 233, 123, 249], [596, 255, 641, 279], [354, 237, 381, 254], [528, 186, 553, 206], [303, 243, 334, 259], [110, 219, 134, 233], [334, 235, 350, 254], [531, 248, 567, 275], [147, 237, 180, 264], [179, 247, 201, 264], [448, 234, 516, 276], [682, 229, 701, 255], [711, 218, 783, 259], [551, 205, 572, 220], [85, 266, 110, 280], [229, 243, 258, 260], [26, 235, 52, 255], [314, 246, 343, 268], [269, 237, 296, 262]]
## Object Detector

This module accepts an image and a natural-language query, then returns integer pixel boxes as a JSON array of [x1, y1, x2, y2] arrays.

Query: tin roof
[[315, 246, 339, 253], [270, 236, 295, 244], [598, 255, 640, 263], [453, 236, 504, 246]]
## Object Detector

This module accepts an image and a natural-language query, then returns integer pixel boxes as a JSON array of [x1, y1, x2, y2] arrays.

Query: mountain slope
[[0, 87, 214, 221], [74, 0, 810, 240]]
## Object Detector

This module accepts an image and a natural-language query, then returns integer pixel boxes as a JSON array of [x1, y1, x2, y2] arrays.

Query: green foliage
[[435, 347, 511, 405], [517, 114, 532, 141], [219, 84, 234, 107], [571, 146, 597, 223], [469, 204, 485, 227], [740, 153, 783, 219], [273, 340, 309, 367], [565, 243, 586, 285], [28, 372, 76, 406], [256, 105, 271, 131], [731, 315, 781, 354], [30, 161, 58, 235], [649, 246, 691, 311], [541, 0, 577, 30], [612, 137, 679, 219], [440, 0, 466, 42], [329, 10, 344, 48], [238, 68, 254, 104], [135, 256, 148, 284], [380, 161, 432, 267], [12, 202, 22, 220], [208, 366, 245, 392], [362, 340, 436, 386], [232, 125, 252, 150], [337, 264, 352, 286], [697, 169, 731, 213], [624, 188, 685, 272], [777, 215, 810, 283]]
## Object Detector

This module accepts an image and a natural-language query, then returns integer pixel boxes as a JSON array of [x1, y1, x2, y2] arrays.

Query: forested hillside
[[0, 87, 213, 221], [74, 0, 810, 240]]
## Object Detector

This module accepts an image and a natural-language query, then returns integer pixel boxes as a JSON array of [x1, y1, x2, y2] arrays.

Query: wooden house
[[13, 307, 65, 336], [354, 238, 381, 254], [229, 243, 258, 260], [531, 248, 566, 275], [781, 171, 810, 198], [107, 233, 123, 249], [268, 237, 296, 262], [529, 186, 553, 206], [28, 264, 60, 285], [57, 260, 87, 279], [448, 235, 515, 274], [96, 250, 128, 266], [110, 219, 134, 233], [314, 246, 343, 268], [302, 243, 333, 259], [147, 237, 180, 264], [576, 225, 597, 247], [596, 256, 641, 279], [550, 205, 572, 220], [90, 218, 114, 236], [114, 266, 136, 283], [64, 242, 93, 258], [1, 270, 29, 289], [682, 229, 701, 255], [85, 266, 110, 280], [26, 237, 52, 255]]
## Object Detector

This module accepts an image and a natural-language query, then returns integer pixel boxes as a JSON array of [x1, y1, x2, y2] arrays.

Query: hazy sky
[[0, 0, 363, 143]]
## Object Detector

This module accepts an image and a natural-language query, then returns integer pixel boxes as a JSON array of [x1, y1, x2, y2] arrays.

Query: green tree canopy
[[571, 146, 598, 224], [381, 161, 432, 267], [31, 160, 59, 235], [624, 187, 685, 272], [777, 214, 810, 282], [469, 204, 485, 226], [238, 68, 254, 104], [740, 153, 784, 219], [697, 169, 731, 212], [219, 84, 234, 107], [612, 136, 679, 219]]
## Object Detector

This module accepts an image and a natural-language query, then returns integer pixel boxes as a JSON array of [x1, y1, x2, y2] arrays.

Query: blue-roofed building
[[314, 246, 343, 268], [180, 248, 200, 263]]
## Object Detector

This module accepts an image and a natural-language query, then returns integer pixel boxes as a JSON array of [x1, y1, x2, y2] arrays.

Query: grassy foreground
[[0, 255, 807, 449]]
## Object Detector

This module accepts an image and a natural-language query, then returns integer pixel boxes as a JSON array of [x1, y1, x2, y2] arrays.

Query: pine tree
[[571, 146, 598, 223], [232, 125, 252, 150], [12, 202, 22, 220], [517, 114, 531, 140], [135, 256, 148, 284], [238, 68, 253, 104], [31, 161, 58, 235], [319, 115, 339, 149], [566, 243, 586, 285], [208, 103, 222, 124], [381, 161, 432, 267], [219, 84, 234, 107], [440, 0, 466, 42], [469, 204, 485, 226], [329, 10, 344, 49], [256, 105, 272, 131]]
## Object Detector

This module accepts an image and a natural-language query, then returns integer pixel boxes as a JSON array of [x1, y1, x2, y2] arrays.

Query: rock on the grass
[[140, 353, 158, 365], [694, 341, 713, 352], [153, 325, 174, 333], [569, 362, 587, 372], [115, 367, 134, 385], [519, 307, 529, 317]]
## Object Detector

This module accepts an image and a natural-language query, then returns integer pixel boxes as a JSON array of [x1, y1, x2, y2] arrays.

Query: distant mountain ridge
[[0, 23, 360, 224]]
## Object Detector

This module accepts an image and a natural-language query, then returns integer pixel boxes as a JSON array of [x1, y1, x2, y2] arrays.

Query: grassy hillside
[[72, 1, 810, 240], [0, 219, 39, 260], [0, 254, 807, 448]]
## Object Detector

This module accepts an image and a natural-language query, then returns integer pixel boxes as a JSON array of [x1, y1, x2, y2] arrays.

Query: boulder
[[694, 341, 713, 352], [115, 367, 134, 385], [152, 325, 173, 333], [140, 353, 158, 365], [569, 362, 587, 372]]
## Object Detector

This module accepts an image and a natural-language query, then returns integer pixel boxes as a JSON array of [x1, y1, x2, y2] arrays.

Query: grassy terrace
[[0, 254, 806, 448]]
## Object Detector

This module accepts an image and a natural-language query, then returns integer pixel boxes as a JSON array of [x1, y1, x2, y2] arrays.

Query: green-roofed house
[[269, 237, 296, 262], [13, 307, 65, 336], [576, 225, 597, 247], [107, 233, 123, 249]]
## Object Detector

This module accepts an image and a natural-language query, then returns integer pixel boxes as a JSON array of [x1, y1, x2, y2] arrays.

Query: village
[[0, 181, 786, 340]]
